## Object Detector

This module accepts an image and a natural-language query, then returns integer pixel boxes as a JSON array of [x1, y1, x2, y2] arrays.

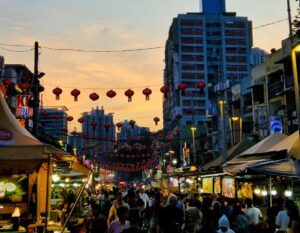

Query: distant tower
[[201, 0, 226, 14]]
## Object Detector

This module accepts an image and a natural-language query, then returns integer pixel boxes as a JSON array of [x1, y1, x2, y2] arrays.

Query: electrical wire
[[0, 17, 292, 53], [0, 46, 34, 52]]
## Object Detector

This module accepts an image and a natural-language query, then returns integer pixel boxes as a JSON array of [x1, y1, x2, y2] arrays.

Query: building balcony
[[268, 81, 284, 99]]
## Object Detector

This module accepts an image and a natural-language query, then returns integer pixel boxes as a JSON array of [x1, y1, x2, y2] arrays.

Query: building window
[[181, 28, 203, 36], [181, 46, 203, 53], [180, 20, 203, 26], [182, 64, 204, 71], [226, 56, 247, 63], [182, 73, 205, 80], [182, 55, 204, 62]]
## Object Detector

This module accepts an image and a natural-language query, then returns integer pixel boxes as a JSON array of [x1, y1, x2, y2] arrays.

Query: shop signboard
[[0, 175, 27, 203], [0, 128, 14, 146], [214, 177, 221, 193], [222, 177, 235, 198], [202, 177, 213, 193], [15, 95, 33, 119], [269, 116, 283, 134]]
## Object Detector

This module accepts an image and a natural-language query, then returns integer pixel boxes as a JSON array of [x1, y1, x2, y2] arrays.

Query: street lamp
[[218, 100, 227, 159], [190, 126, 196, 164], [231, 116, 243, 143], [172, 158, 178, 166], [290, 43, 300, 137]]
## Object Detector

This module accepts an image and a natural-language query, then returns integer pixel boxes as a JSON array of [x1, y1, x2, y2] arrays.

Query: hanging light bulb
[[284, 190, 292, 197], [271, 189, 277, 196], [52, 174, 60, 182], [261, 187, 268, 196], [254, 187, 261, 195]]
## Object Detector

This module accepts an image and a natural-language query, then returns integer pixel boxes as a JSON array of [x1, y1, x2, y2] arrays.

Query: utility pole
[[287, 0, 293, 37], [32, 41, 40, 137]]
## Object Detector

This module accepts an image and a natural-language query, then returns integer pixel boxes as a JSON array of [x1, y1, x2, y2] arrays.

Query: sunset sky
[[0, 0, 298, 131]]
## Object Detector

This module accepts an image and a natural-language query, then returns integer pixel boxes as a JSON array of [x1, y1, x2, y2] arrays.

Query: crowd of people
[[83, 187, 300, 233]]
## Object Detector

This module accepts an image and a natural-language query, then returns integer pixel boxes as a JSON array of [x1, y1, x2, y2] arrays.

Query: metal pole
[[45, 156, 51, 233], [287, 0, 293, 37], [32, 41, 40, 137], [191, 127, 196, 164], [240, 118, 243, 142], [291, 45, 300, 137]]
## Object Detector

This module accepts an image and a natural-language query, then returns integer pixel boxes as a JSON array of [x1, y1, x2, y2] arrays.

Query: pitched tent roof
[[248, 158, 300, 178], [240, 132, 287, 155], [266, 131, 300, 159], [0, 93, 69, 172]]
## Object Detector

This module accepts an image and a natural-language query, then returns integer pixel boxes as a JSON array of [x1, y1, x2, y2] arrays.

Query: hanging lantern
[[89, 92, 99, 101], [38, 85, 45, 92], [67, 116, 73, 122], [104, 123, 111, 132], [71, 131, 77, 136], [153, 117, 160, 125], [129, 120, 136, 129], [63, 128, 68, 133], [116, 122, 123, 131], [41, 111, 48, 117], [196, 81, 206, 94], [71, 89, 81, 101], [178, 83, 187, 95], [52, 87, 63, 100], [3, 79, 11, 87], [19, 83, 30, 91], [176, 114, 182, 120], [78, 117, 84, 124], [142, 88, 152, 101], [160, 85, 170, 99], [52, 114, 60, 120], [124, 89, 134, 102], [106, 90, 116, 98], [90, 121, 97, 130]]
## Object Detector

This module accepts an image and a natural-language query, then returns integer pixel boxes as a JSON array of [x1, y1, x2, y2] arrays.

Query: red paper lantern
[[104, 123, 111, 132], [142, 88, 152, 101], [19, 83, 30, 91], [90, 121, 97, 130], [116, 122, 123, 131], [52, 114, 60, 120], [89, 92, 99, 101], [153, 117, 160, 125], [52, 87, 62, 100], [63, 128, 68, 133], [176, 114, 182, 120], [129, 120, 135, 129], [71, 89, 81, 101], [160, 85, 170, 99], [71, 131, 77, 136], [67, 116, 73, 122], [178, 83, 187, 95], [196, 81, 206, 94], [78, 117, 84, 123], [124, 89, 134, 102], [3, 79, 11, 86], [106, 90, 116, 98], [41, 111, 48, 117], [38, 85, 45, 92]]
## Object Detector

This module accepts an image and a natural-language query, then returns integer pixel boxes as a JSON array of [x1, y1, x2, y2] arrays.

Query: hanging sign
[[15, 95, 33, 119]]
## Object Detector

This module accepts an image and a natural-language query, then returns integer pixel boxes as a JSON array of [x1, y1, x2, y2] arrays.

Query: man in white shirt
[[245, 198, 263, 226], [139, 188, 149, 208], [275, 200, 293, 232]]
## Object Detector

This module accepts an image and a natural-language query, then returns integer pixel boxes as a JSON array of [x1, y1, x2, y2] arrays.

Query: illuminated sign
[[15, 95, 33, 119], [270, 116, 283, 134]]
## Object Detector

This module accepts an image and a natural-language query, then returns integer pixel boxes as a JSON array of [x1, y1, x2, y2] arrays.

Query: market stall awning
[[266, 131, 300, 159], [248, 158, 300, 178], [0, 93, 69, 159], [222, 150, 287, 176], [240, 132, 287, 155]]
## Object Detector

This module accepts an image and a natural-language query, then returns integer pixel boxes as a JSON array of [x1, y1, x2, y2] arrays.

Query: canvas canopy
[[266, 131, 300, 159], [0, 93, 68, 173], [240, 132, 287, 155], [248, 158, 300, 178]]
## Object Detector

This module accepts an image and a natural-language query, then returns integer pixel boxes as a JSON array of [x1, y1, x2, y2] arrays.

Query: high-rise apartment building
[[163, 0, 252, 158], [117, 120, 150, 141], [81, 106, 115, 156], [39, 106, 68, 142]]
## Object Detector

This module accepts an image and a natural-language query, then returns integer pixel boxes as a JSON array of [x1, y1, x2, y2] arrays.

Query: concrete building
[[117, 120, 150, 141], [81, 106, 115, 157], [39, 106, 68, 142], [163, 0, 252, 163]]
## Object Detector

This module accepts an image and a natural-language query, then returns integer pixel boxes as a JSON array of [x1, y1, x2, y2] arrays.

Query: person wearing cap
[[217, 215, 235, 233]]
